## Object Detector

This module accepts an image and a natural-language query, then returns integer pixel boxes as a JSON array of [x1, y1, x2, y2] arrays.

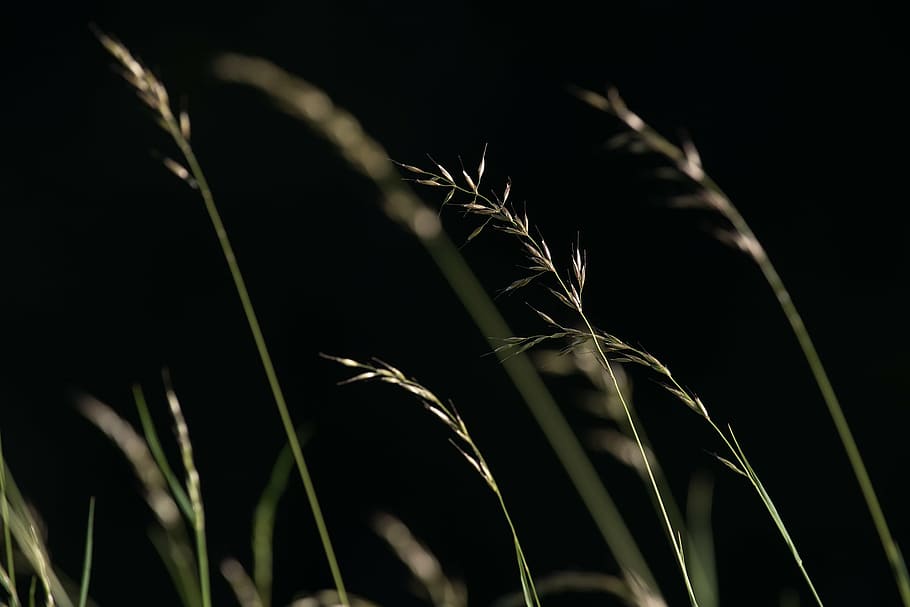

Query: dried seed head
[[461, 168, 476, 192], [477, 144, 487, 187], [163, 157, 191, 181], [179, 109, 191, 140]]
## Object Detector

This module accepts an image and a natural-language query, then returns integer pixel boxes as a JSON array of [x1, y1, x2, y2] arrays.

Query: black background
[[2, 1, 908, 606]]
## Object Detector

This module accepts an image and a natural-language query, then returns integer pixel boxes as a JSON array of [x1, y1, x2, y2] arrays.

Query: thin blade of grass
[[581, 85, 908, 606], [77, 498, 95, 607], [0, 563, 14, 606], [132, 385, 193, 521], [686, 474, 718, 607], [97, 34, 349, 604], [215, 56, 659, 594], [0, 433, 18, 607], [331, 358, 541, 607], [148, 528, 202, 607], [253, 430, 309, 607], [725, 427, 823, 606]]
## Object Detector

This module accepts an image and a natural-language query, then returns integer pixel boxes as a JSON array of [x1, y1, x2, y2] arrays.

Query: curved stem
[[719, 193, 909, 607], [423, 235, 658, 591], [579, 313, 699, 607], [586, 86, 906, 603], [168, 126, 349, 606]]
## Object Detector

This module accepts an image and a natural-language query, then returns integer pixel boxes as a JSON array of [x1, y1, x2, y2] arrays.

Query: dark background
[[2, 1, 908, 605]]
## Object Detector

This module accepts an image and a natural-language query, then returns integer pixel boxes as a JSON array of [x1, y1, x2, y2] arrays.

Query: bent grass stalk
[[409, 157, 699, 606], [576, 87, 909, 606], [325, 355, 541, 607], [372, 513, 466, 607], [543, 351, 717, 607], [96, 34, 349, 605], [412, 154, 825, 605], [213, 55, 660, 596], [77, 498, 95, 607]]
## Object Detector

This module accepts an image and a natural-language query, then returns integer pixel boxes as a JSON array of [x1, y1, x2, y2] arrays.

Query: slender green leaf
[[77, 498, 96, 607]]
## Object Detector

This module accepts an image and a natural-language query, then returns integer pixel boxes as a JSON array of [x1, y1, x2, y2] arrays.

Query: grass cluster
[[1, 32, 905, 607]]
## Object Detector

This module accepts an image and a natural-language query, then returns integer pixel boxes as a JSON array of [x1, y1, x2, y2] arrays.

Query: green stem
[[214, 62, 658, 597], [192, 501, 211, 607], [0, 433, 17, 607], [706, 417, 824, 606], [718, 198, 909, 606], [77, 498, 96, 607], [168, 126, 349, 606], [607, 97, 907, 603], [492, 487, 541, 607], [422, 234, 659, 592], [580, 314, 699, 607]]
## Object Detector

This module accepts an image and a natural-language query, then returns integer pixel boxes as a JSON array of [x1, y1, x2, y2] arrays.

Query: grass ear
[[97, 32, 349, 606], [329, 356, 541, 607], [578, 85, 909, 606]]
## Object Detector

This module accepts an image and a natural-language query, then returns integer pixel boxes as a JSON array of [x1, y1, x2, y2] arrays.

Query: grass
[[406, 152, 828, 605], [214, 54, 660, 594], [324, 355, 541, 607], [94, 31, 349, 606], [573, 87, 909, 606], [0, 31, 904, 607]]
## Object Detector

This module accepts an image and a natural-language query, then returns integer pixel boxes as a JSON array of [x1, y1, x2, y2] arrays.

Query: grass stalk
[[541, 351, 717, 606], [372, 513, 466, 607], [413, 154, 830, 604], [163, 375, 212, 607], [576, 87, 909, 606], [221, 558, 264, 607], [77, 498, 95, 607], [252, 433, 306, 607], [166, 116, 349, 607], [132, 385, 194, 521], [583, 317, 700, 607], [96, 34, 348, 605], [79, 392, 202, 607], [0, 433, 18, 607], [0, 458, 72, 607], [326, 356, 541, 607], [214, 55, 660, 595], [412, 163, 700, 603]]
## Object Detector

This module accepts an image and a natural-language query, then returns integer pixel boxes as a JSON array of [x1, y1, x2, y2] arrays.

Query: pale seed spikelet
[[220, 558, 264, 607], [78, 396, 182, 529], [372, 513, 466, 607], [161, 371, 212, 607], [96, 31, 173, 123], [326, 355, 541, 607], [162, 374, 204, 535], [412, 150, 828, 606], [577, 84, 903, 603]]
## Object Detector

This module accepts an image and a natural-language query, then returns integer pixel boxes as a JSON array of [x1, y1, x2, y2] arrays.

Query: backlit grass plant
[[2, 31, 904, 607]]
